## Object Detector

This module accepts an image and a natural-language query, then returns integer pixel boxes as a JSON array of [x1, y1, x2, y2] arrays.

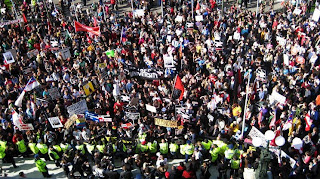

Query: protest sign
[[55, 48, 71, 60], [163, 55, 175, 68], [125, 112, 140, 120], [65, 114, 78, 129], [269, 147, 296, 168], [312, 8, 320, 22], [48, 87, 61, 99], [27, 49, 39, 59], [67, 100, 88, 116], [98, 63, 107, 71], [195, 15, 203, 21], [83, 81, 95, 96], [98, 115, 112, 122], [269, 91, 286, 104], [175, 15, 183, 22], [0, 18, 22, 27], [175, 105, 190, 119], [126, 66, 164, 80], [48, 117, 63, 128], [155, 118, 178, 128], [283, 54, 289, 66], [3, 51, 15, 64], [129, 98, 139, 106], [293, 8, 302, 15], [121, 95, 130, 102], [248, 126, 268, 147], [18, 123, 34, 131], [121, 122, 133, 129], [146, 104, 157, 113], [23, 66, 33, 76], [133, 9, 144, 17]]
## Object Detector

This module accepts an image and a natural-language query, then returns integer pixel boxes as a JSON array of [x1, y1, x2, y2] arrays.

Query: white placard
[[55, 48, 71, 60], [248, 126, 268, 148], [3, 51, 15, 64], [233, 32, 240, 40], [121, 95, 130, 102], [269, 91, 286, 104], [18, 123, 34, 131], [146, 104, 157, 113], [163, 55, 175, 68], [256, 68, 267, 79], [175, 15, 183, 22], [98, 115, 112, 122], [195, 15, 203, 21], [276, 36, 286, 46], [269, 147, 296, 168], [186, 23, 194, 28], [67, 100, 88, 116], [293, 8, 302, 15], [125, 112, 140, 120], [133, 9, 144, 17], [312, 8, 320, 22], [283, 54, 289, 66], [48, 117, 64, 128]]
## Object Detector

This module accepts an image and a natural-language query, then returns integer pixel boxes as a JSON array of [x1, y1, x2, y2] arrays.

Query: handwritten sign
[[18, 123, 34, 131], [155, 118, 178, 128], [248, 126, 267, 147], [67, 100, 88, 116], [48, 117, 63, 128], [65, 114, 78, 129]]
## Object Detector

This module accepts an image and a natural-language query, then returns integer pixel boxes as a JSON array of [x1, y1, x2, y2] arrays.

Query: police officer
[[16, 138, 27, 157], [28, 139, 39, 155], [35, 154, 51, 178], [147, 140, 157, 155], [169, 139, 179, 159], [184, 140, 194, 162], [230, 156, 240, 177], [159, 139, 168, 156], [209, 144, 220, 164], [48, 145, 61, 167], [37, 140, 49, 161]]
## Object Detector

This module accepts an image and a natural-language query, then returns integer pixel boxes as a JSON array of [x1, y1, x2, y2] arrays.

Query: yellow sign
[[155, 118, 178, 128], [65, 114, 78, 129], [98, 63, 107, 71], [83, 81, 95, 96]]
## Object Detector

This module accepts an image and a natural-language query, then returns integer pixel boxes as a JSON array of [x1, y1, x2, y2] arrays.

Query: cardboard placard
[[175, 15, 183, 22], [293, 8, 302, 15], [155, 118, 178, 128], [48, 117, 64, 128], [248, 126, 268, 147], [55, 48, 71, 60], [65, 114, 78, 129], [18, 123, 34, 131], [269, 91, 286, 104], [98, 115, 112, 122], [133, 9, 144, 17], [67, 100, 88, 116], [146, 104, 157, 113], [121, 95, 130, 102], [312, 8, 320, 22], [125, 112, 140, 120], [27, 49, 39, 59], [195, 15, 203, 21], [23, 66, 33, 76], [48, 87, 61, 99], [83, 81, 95, 96]]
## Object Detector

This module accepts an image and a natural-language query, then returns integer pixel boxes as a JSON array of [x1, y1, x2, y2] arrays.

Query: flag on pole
[[269, 110, 277, 129], [305, 112, 312, 131], [74, 21, 101, 36], [15, 77, 40, 107], [93, 17, 98, 27], [12, 110, 23, 127], [257, 110, 263, 128], [195, 2, 200, 11], [282, 111, 293, 130], [174, 75, 184, 100], [121, 28, 127, 43], [22, 13, 28, 23], [86, 34, 92, 44]]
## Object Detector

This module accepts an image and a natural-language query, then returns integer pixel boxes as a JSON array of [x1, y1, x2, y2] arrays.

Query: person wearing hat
[[184, 140, 194, 163], [37, 140, 49, 161], [169, 139, 179, 159], [140, 140, 148, 153], [35, 154, 51, 178], [48, 145, 61, 167]]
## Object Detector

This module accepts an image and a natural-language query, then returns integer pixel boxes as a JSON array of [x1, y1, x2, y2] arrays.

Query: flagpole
[[120, 26, 124, 44], [131, 0, 135, 19], [103, 4, 106, 22], [171, 74, 178, 99], [241, 69, 251, 139], [191, 0, 194, 20], [161, 0, 164, 18]]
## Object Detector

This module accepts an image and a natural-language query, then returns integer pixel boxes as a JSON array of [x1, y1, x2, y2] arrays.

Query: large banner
[[248, 126, 268, 148], [124, 65, 165, 80], [155, 118, 178, 128], [67, 100, 88, 116], [125, 112, 140, 120], [74, 21, 100, 36]]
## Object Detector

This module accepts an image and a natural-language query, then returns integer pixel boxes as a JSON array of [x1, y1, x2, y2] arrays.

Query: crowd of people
[[0, 0, 320, 178]]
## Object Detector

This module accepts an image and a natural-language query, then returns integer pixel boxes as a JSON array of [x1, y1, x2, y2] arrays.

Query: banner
[[67, 100, 88, 116], [155, 118, 178, 128], [248, 126, 268, 148], [74, 21, 100, 36], [124, 65, 164, 80], [146, 104, 157, 113], [18, 123, 34, 131], [312, 8, 320, 22], [98, 115, 112, 122], [54, 48, 71, 60], [269, 91, 286, 104], [0, 18, 22, 27], [83, 81, 95, 96], [269, 147, 296, 168], [48, 87, 61, 99], [48, 117, 64, 128], [65, 114, 78, 129]]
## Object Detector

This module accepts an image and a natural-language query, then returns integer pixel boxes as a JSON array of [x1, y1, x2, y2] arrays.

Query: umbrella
[[292, 137, 303, 149]]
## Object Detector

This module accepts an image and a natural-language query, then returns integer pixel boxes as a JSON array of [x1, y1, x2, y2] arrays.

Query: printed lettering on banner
[[269, 146, 296, 168], [67, 100, 88, 116], [146, 104, 157, 113], [48, 87, 61, 99], [155, 118, 178, 128], [3, 51, 15, 64], [98, 115, 112, 122], [18, 123, 34, 131], [65, 114, 78, 129], [48, 117, 64, 128], [248, 126, 268, 147]]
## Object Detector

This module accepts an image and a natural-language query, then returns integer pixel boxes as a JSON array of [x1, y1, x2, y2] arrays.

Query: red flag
[[86, 34, 92, 44], [269, 111, 276, 129], [174, 75, 184, 100], [93, 17, 98, 27], [305, 112, 312, 131], [270, 129, 280, 146], [258, 110, 263, 128], [22, 13, 28, 23], [74, 21, 100, 36], [196, 2, 200, 10]]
